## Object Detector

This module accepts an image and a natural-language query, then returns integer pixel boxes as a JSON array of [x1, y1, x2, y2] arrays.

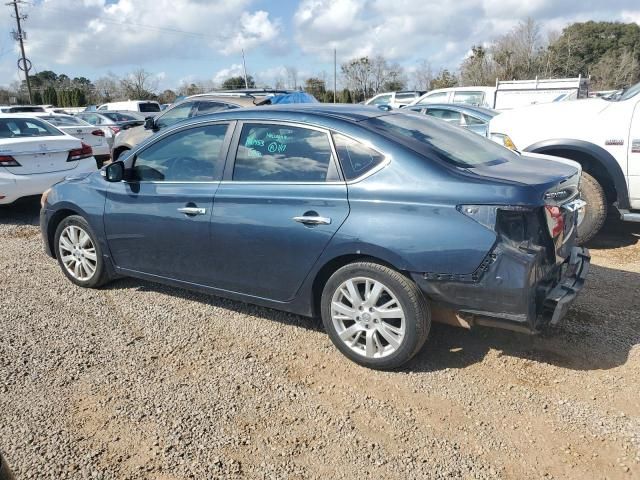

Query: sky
[[1, 0, 640, 91]]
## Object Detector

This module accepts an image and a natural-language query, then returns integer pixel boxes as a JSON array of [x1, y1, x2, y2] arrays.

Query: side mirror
[[102, 161, 124, 182], [144, 117, 156, 130]]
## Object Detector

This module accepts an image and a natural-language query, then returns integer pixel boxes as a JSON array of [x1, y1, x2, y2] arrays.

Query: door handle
[[293, 215, 332, 225], [178, 207, 207, 216]]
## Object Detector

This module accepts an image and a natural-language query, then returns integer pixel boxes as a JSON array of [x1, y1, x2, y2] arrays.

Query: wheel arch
[[46, 207, 82, 259], [524, 139, 630, 209], [309, 254, 410, 318]]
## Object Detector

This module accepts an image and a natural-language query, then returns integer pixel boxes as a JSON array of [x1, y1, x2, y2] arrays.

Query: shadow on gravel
[[103, 277, 325, 333], [585, 210, 640, 250], [0, 196, 40, 227], [105, 262, 639, 374], [408, 262, 640, 373]]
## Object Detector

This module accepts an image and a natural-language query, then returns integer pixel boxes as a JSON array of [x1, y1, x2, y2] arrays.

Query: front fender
[[525, 138, 630, 209]]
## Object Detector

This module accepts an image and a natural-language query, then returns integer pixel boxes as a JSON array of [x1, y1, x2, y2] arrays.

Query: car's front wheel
[[321, 262, 430, 370], [54, 215, 110, 288], [576, 171, 607, 245]]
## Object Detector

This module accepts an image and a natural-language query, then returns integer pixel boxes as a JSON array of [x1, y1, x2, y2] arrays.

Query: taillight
[[544, 205, 564, 238], [91, 129, 105, 137], [0, 155, 20, 167], [67, 143, 93, 162], [109, 126, 121, 135]]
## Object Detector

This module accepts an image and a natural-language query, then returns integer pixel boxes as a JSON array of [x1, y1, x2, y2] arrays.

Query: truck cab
[[489, 81, 640, 243]]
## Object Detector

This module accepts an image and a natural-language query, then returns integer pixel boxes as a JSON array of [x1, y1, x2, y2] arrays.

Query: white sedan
[[0, 114, 97, 205], [28, 113, 112, 167]]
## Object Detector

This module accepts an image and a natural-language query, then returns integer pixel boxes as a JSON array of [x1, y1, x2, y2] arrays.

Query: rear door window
[[233, 123, 336, 182], [453, 91, 485, 105], [418, 92, 449, 104], [332, 133, 386, 180], [425, 108, 463, 125], [132, 124, 229, 181]]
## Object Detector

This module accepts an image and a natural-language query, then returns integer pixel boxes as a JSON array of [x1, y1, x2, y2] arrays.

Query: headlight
[[490, 133, 518, 151], [41, 188, 51, 208]]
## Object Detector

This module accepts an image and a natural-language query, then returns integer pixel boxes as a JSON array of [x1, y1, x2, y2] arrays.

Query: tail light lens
[[109, 126, 121, 135], [67, 143, 93, 162], [91, 129, 105, 137], [0, 155, 20, 167], [544, 205, 564, 238]]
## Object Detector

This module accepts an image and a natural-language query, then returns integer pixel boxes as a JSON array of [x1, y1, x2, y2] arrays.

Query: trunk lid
[[58, 125, 105, 150], [0, 136, 82, 174]]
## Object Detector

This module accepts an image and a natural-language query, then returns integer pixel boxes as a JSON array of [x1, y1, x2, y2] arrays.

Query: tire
[[321, 262, 430, 370], [576, 171, 607, 245], [113, 147, 129, 161], [54, 215, 110, 288]]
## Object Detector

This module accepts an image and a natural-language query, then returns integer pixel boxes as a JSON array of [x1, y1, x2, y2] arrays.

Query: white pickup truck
[[489, 81, 640, 243]]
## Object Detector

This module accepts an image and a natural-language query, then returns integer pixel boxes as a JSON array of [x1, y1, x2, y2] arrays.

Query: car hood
[[489, 97, 611, 132]]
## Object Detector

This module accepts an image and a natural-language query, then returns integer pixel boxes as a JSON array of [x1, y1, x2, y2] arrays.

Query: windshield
[[43, 115, 90, 127], [363, 112, 518, 168], [605, 81, 640, 102], [0, 117, 64, 137]]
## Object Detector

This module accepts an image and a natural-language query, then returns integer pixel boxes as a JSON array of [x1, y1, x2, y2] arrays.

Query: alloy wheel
[[58, 225, 98, 281], [331, 277, 406, 359]]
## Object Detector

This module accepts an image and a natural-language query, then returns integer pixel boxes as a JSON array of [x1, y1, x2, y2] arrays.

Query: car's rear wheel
[[54, 215, 110, 288], [576, 171, 607, 245], [321, 262, 430, 370]]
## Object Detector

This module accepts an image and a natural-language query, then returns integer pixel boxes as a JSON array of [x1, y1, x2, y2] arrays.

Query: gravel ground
[[1, 197, 639, 479]]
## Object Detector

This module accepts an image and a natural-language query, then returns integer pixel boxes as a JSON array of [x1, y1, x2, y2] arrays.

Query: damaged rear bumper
[[412, 245, 590, 334]]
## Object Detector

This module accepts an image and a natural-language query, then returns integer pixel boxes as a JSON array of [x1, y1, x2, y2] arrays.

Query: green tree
[[340, 88, 353, 103], [221, 75, 255, 89], [304, 77, 326, 99], [430, 69, 458, 89], [43, 86, 57, 105], [32, 91, 43, 105]]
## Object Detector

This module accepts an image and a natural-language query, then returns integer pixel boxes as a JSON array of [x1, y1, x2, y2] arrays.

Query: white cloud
[[12, 0, 283, 69], [212, 64, 246, 83], [293, 0, 640, 68]]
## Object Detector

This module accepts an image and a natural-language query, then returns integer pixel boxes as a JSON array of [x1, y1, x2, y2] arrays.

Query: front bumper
[[412, 245, 590, 333]]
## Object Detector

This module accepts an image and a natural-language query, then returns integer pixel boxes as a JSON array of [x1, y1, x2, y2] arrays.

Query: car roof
[[180, 95, 257, 107], [172, 104, 390, 127]]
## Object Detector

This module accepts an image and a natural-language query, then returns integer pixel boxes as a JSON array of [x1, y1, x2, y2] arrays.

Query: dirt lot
[[1, 198, 639, 479]]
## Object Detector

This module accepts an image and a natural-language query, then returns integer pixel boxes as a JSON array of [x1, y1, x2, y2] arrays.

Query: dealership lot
[[1, 198, 639, 479]]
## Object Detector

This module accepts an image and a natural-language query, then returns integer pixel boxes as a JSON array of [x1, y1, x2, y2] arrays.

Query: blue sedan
[[40, 105, 589, 369]]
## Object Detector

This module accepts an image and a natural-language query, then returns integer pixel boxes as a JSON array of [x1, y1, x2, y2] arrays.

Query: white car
[[364, 91, 425, 108], [97, 100, 161, 115], [489, 80, 640, 243], [29, 113, 112, 167], [0, 114, 97, 205]]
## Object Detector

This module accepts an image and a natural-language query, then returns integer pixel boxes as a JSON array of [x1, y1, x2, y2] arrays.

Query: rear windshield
[[0, 118, 64, 138], [139, 102, 161, 112], [42, 115, 88, 127], [102, 112, 143, 122], [4, 106, 46, 113], [363, 112, 517, 168]]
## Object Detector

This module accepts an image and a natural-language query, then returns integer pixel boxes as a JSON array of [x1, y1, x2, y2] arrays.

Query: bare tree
[[93, 73, 121, 103], [412, 60, 433, 90], [120, 69, 158, 100], [285, 66, 298, 89]]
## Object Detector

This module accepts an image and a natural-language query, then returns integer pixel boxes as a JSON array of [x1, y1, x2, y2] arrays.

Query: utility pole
[[7, 0, 33, 104], [333, 49, 337, 103], [241, 49, 249, 89]]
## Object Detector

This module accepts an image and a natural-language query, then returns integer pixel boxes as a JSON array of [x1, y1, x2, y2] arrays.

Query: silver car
[[406, 103, 498, 137]]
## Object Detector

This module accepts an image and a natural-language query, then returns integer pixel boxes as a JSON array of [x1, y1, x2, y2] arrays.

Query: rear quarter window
[[332, 133, 386, 180]]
